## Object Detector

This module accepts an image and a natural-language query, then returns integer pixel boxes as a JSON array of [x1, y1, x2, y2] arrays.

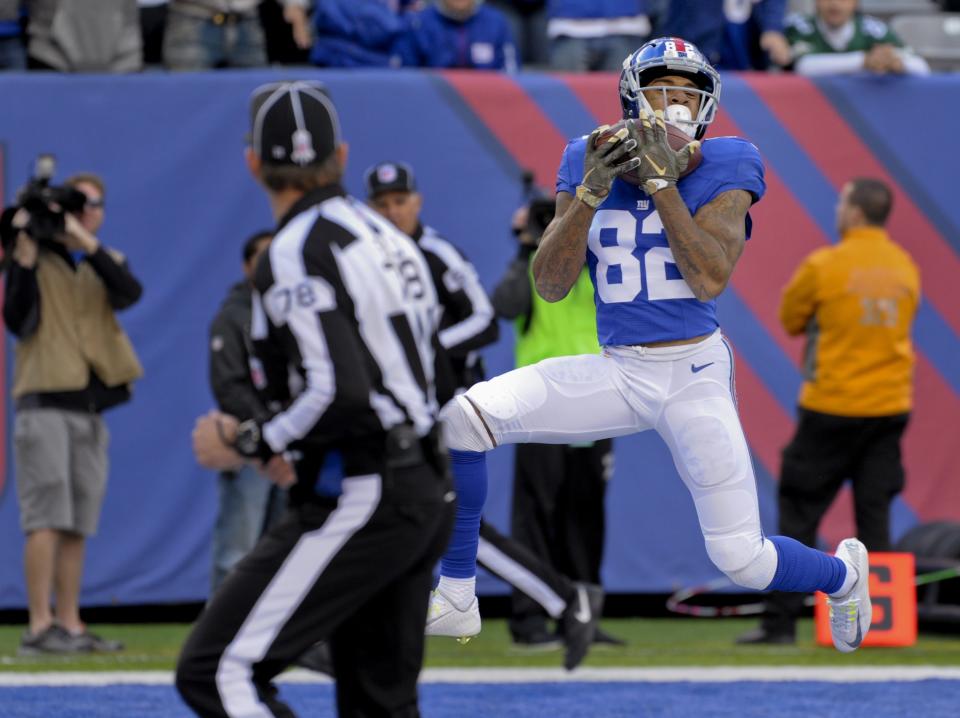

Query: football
[[594, 119, 703, 186]]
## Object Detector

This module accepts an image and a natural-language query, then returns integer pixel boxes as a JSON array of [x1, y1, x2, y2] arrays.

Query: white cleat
[[827, 538, 872, 653], [425, 588, 481, 644]]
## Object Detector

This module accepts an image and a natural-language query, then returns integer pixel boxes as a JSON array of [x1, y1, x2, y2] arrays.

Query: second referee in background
[[178, 81, 455, 718]]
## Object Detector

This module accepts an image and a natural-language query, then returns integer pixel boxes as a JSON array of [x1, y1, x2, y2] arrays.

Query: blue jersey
[[556, 135, 765, 346]]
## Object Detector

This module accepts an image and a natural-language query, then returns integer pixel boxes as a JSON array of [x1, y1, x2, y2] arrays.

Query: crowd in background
[[0, 0, 955, 74]]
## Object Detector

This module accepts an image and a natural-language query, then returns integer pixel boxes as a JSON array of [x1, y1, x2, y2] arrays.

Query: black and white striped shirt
[[251, 185, 441, 459], [412, 224, 498, 387]]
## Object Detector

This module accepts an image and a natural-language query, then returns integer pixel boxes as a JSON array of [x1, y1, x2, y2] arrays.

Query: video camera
[[1, 154, 88, 251], [520, 170, 556, 245]]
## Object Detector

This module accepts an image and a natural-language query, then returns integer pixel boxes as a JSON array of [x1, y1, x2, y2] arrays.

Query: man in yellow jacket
[[739, 177, 920, 644]]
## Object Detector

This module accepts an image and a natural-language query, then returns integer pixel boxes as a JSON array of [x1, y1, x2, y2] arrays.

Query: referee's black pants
[[762, 408, 909, 637], [176, 466, 454, 718], [509, 440, 611, 639]]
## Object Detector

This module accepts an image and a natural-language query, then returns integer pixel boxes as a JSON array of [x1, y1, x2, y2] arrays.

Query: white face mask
[[665, 104, 696, 138]]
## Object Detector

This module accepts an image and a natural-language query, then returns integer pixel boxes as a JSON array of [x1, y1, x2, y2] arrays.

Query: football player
[[427, 37, 873, 655]]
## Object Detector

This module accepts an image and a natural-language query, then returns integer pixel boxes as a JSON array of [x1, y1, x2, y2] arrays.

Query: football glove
[[577, 125, 641, 207], [627, 109, 700, 195]]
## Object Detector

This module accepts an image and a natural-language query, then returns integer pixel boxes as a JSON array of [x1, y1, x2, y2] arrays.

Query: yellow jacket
[[779, 226, 920, 417]]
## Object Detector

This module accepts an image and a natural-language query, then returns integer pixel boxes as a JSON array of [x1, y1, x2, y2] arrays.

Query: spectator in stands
[[164, 0, 263, 68], [27, 0, 142, 72], [0, 1, 25, 69], [258, 0, 311, 65], [488, 0, 548, 67], [138, 0, 167, 66], [278, 0, 310, 51], [781, 0, 930, 75], [738, 178, 920, 645], [546, 0, 650, 72], [163, 0, 307, 70], [309, 0, 415, 68], [492, 194, 621, 648], [2, 172, 143, 654], [664, 0, 791, 70], [207, 230, 287, 592], [645, 0, 670, 36], [396, 0, 518, 70]]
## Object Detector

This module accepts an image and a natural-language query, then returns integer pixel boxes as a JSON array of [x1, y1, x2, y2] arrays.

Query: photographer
[[492, 193, 620, 648], [2, 170, 143, 655]]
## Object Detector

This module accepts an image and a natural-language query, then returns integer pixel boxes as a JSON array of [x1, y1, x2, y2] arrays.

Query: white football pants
[[442, 330, 778, 590]]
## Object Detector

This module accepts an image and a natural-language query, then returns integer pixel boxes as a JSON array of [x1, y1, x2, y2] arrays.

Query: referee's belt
[[304, 425, 448, 501], [385, 423, 447, 476]]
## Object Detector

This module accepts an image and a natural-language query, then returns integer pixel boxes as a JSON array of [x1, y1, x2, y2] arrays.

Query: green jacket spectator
[[785, 7, 929, 76]]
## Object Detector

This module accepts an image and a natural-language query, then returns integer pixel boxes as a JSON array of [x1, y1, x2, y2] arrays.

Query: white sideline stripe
[[3, 667, 960, 686]]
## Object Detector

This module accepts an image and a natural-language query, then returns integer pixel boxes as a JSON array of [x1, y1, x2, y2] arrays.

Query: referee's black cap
[[249, 81, 341, 167], [364, 161, 417, 199]]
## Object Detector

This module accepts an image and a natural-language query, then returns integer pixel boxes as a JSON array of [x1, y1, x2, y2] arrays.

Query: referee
[[178, 81, 455, 718], [364, 162, 603, 669], [364, 160, 499, 389]]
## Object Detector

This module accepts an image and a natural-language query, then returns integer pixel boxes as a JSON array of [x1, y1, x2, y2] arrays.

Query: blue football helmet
[[619, 37, 722, 141]]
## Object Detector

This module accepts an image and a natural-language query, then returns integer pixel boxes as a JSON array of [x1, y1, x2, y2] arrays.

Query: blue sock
[[766, 536, 846, 594], [439, 449, 488, 579]]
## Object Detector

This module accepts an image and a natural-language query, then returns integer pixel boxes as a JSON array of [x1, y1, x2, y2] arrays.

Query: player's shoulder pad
[[700, 136, 762, 167], [568, 134, 589, 153], [557, 135, 589, 191], [696, 137, 765, 202], [861, 14, 890, 40]]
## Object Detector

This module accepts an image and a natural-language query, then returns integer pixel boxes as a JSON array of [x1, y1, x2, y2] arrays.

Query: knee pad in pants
[[705, 534, 777, 590], [440, 395, 494, 453]]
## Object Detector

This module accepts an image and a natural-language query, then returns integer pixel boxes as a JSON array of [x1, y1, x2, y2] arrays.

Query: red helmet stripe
[[673, 38, 687, 53]]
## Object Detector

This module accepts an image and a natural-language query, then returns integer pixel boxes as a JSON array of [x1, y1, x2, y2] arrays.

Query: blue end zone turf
[[2, 680, 957, 718]]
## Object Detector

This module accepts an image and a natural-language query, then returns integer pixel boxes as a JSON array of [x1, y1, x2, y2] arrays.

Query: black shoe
[[19, 625, 91, 656], [561, 583, 604, 670], [72, 629, 124, 652], [592, 626, 627, 647], [735, 627, 796, 645], [509, 614, 551, 643], [295, 642, 333, 676], [512, 631, 562, 651]]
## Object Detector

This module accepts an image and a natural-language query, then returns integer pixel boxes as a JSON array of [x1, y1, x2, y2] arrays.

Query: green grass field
[[2, 619, 959, 672]]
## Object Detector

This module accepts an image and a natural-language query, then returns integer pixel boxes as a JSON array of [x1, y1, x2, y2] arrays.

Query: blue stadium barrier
[[0, 69, 956, 607]]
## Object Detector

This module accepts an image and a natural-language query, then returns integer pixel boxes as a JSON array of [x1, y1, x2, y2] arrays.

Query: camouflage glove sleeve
[[577, 125, 641, 207], [628, 109, 700, 195]]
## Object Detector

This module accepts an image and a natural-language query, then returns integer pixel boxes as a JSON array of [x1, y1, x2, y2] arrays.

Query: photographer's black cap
[[364, 162, 417, 199], [250, 81, 341, 167]]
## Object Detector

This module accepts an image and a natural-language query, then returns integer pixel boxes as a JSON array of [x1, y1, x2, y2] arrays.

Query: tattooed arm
[[531, 191, 589, 302], [652, 188, 753, 301], [533, 125, 640, 303]]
